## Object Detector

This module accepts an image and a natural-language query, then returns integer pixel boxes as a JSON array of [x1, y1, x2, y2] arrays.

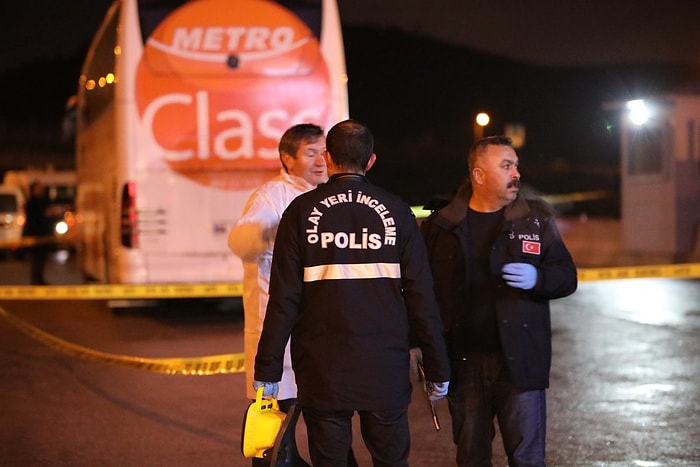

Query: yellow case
[[241, 386, 286, 459]]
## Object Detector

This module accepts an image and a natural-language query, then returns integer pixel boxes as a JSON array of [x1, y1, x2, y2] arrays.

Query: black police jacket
[[256, 173, 450, 410], [420, 181, 577, 389]]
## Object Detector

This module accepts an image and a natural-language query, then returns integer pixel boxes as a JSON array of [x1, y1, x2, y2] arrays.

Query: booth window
[[627, 123, 667, 175]]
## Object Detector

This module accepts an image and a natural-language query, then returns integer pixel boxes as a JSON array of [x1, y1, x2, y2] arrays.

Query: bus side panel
[[131, 169, 255, 282], [114, 0, 147, 283], [75, 1, 120, 283]]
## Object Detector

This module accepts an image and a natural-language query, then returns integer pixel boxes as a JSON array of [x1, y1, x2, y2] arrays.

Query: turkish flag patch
[[522, 240, 541, 255]]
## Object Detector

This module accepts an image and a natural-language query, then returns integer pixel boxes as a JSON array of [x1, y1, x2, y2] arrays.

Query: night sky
[[340, 0, 700, 67], [2, 1, 700, 72]]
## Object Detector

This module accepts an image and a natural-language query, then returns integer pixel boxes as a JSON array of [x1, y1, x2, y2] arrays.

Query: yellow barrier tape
[[541, 190, 612, 205], [1, 264, 698, 375], [0, 235, 74, 249], [0, 282, 243, 300], [577, 263, 700, 282], [1, 264, 699, 301], [411, 190, 614, 219], [0, 306, 245, 375]]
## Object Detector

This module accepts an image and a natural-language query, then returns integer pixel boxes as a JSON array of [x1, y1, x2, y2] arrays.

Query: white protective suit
[[228, 169, 317, 399]]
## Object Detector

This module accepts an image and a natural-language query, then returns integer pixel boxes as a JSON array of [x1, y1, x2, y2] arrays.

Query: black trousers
[[303, 406, 407, 467], [29, 244, 51, 285]]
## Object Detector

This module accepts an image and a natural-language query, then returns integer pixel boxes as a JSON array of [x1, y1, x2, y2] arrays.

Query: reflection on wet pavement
[[547, 278, 699, 466]]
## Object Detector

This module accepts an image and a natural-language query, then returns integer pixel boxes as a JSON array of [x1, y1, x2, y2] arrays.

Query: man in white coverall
[[229, 124, 328, 419]]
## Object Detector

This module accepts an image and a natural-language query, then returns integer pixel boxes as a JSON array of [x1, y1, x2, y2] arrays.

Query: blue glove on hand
[[426, 381, 449, 402], [502, 262, 537, 290], [253, 380, 279, 398]]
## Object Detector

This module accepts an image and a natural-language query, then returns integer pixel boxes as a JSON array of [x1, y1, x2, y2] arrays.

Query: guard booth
[[618, 90, 700, 262]]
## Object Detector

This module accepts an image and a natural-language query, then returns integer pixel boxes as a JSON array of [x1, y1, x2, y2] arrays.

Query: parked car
[[0, 184, 26, 254]]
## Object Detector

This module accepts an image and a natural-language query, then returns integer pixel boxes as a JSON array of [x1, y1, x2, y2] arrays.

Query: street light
[[474, 112, 490, 141], [626, 99, 649, 125]]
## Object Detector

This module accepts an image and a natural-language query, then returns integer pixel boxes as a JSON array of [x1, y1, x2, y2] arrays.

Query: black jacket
[[23, 195, 52, 237], [255, 174, 450, 410], [420, 181, 577, 389]]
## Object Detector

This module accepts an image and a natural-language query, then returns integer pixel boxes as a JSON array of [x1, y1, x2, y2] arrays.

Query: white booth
[[618, 90, 700, 262]]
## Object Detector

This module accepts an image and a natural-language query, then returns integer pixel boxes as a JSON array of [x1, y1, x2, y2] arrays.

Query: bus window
[[79, 3, 119, 127]]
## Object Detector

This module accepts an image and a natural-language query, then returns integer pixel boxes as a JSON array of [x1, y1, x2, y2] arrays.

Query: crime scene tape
[[1, 265, 699, 300], [0, 235, 73, 249], [0, 306, 245, 375], [577, 263, 700, 282], [410, 190, 613, 219], [1, 265, 698, 375], [0, 282, 243, 300]]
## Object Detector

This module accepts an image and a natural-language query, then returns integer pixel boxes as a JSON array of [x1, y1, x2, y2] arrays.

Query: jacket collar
[[328, 173, 368, 183], [437, 180, 530, 226], [280, 169, 317, 192]]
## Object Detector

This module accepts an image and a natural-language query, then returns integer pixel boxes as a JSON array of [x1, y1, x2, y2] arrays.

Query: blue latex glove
[[253, 380, 279, 398], [502, 262, 537, 290], [425, 381, 449, 402]]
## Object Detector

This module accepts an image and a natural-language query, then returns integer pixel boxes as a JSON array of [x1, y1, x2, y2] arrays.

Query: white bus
[[74, 0, 348, 284]]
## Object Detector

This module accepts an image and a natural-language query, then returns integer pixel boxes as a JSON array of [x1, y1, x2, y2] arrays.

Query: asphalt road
[[0, 257, 699, 466]]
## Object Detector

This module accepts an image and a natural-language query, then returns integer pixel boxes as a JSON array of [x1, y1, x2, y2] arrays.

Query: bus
[[74, 0, 348, 284]]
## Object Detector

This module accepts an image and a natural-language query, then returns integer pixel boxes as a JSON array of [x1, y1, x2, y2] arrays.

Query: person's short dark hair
[[326, 119, 374, 172], [278, 123, 324, 171], [468, 135, 513, 173], [29, 180, 45, 197]]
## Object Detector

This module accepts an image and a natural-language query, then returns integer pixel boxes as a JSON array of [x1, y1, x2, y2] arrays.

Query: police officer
[[421, 135, 578, 466], [254, 119, 450, 466]]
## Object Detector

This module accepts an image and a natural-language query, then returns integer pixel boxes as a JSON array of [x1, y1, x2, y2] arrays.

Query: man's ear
[[365, 153, 377, 172], [322, 150, 332, 166], [280, 152, 293, 171], [472, 167, 484, 185]]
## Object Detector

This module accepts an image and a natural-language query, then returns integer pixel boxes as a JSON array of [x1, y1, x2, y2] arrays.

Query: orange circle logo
[[135, 0, 331, 190]]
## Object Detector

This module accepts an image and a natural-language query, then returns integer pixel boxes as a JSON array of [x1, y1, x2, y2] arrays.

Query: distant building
[[613, 86, 700, 262]]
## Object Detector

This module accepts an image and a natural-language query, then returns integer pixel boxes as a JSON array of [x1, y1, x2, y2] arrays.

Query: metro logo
[[170, 26, 298, 53], [135, 0, 332, 190], [149, 25, 314, 75]]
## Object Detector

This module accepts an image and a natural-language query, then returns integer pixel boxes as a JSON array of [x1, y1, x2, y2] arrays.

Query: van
[[2, 170, 77, 242], [0, 184, 26, 246]]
